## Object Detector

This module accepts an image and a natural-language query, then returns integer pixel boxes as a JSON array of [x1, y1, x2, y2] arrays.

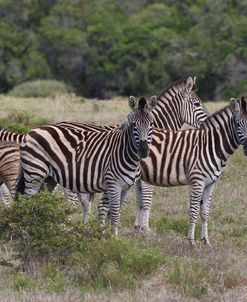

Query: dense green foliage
[[0, 0, 247, 99]]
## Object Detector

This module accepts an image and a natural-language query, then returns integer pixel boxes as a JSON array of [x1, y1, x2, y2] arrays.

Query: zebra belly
[[140, 158, 189, 187]]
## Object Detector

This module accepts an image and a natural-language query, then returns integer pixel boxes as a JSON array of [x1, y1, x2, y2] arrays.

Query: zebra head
[[231, 96, 247, 156], [128, 95, 157, 158], [180, 76, 209, 127]]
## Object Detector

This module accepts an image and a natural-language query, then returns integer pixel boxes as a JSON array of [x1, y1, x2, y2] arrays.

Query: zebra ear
[[186, 77, 194, 93], [147, 95, 158, 111], [193, 76, 197, 86], [128, 96, 138, 110], [240, 96, 247, 112], [230, 98, 241, 115]]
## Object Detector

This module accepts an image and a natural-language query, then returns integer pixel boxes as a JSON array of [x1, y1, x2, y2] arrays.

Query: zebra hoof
[[188, 239, 197, 248], [141, 226, 151, 233], [201, 237, 212, 247], [134, 225, 142, 234]]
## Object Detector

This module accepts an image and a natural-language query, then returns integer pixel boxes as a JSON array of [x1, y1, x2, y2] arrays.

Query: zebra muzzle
[[138, 140, 149, 158]]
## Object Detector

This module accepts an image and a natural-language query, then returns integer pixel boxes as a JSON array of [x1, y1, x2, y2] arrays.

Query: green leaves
[[1, 0, 247, 99]]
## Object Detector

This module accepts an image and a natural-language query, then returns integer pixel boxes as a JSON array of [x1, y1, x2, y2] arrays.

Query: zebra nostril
[[138, 140, 149, 158]]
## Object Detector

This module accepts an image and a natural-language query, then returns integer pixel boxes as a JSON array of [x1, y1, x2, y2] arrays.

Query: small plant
[[168, 260, 208, 299], [41, 263, 67, 292], [11, 272, 36, 291], [8, 80, 68, 98]]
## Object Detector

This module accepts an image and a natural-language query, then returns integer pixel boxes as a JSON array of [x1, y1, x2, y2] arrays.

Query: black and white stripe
[[136, 97, 247, 245], [98, 77, 209, 225], [0, 77, 209, 222], [0, 142, 21, 201], [18, 96, 157, 235]]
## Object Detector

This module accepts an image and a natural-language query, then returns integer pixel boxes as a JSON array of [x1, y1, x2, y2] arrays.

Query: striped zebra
[[0, 144, 72, 204], [135, 97, 247, 245], [0, 142, 21, 201], [0, 77, 208, 218], [99, 97, 247, 244], [17, 96, 157, 235], [98, 77, 209, 226]]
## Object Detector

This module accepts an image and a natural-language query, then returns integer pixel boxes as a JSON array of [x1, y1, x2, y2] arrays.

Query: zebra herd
[[0, 77, 246, 246]]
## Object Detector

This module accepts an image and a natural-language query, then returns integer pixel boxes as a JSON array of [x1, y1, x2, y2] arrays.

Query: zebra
[[0, 77, 209, 219], [17, 96, 157, 236], [132, 97, 247, 245], [0, 143, 74, 204], [98, 77, 209, 227], [0, 142, 21, 201]]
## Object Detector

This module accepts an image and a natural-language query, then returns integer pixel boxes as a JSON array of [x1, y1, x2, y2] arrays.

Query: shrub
[[0, 192, 165, 291], [168, 260, 208, 299], [0, 192, 78, 272], [70, 237, 165, 289], [8, 80, 68, 98]]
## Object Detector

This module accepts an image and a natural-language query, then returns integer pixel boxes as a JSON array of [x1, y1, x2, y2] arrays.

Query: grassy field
[[0, 94, 246, 302]]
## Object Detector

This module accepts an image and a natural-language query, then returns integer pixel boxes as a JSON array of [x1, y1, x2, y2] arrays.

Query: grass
[[0, 95, 246, 301]]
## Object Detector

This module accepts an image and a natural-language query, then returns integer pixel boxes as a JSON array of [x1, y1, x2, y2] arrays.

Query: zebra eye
[[194, 102, 201, 107]]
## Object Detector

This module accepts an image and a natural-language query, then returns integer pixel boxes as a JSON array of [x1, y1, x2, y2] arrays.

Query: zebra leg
[[188, 182, 204, 246], [139, 181, 154, 232], [98, 189, 128, 228], [24, 171, 46, 195], [0, 183, 12, 204], [107, 186, 121, 237], [78, 193, 94, 224], [134, 179, 143, 231], [64, 188, 79, 206], [21, 158, 49, 195], [98, 192, 110, 227], [200, 182, 215, 246]]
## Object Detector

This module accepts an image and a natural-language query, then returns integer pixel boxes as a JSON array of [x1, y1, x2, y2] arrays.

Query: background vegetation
[[0, 95, 246, 301], [1, 0, 247, 100]]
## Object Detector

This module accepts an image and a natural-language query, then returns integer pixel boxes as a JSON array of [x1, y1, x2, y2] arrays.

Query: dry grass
[[0, 95, 246, 301]]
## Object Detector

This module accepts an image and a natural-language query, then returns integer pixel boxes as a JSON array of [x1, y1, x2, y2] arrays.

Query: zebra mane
[[158, 77, 197, 99], [200, 102, 234, 129], [138, 97, 147, 109]]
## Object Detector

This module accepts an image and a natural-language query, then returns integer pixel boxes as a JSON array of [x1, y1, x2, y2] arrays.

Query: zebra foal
[[18, 96, 157, 236]]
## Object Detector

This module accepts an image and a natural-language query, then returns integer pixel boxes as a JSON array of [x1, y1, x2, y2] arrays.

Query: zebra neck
[[201, 106, 239, 156], [152, 94, 183, 130], [124, 126, 141, 162]]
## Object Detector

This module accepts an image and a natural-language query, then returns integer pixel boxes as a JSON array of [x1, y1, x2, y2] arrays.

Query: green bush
[[0, 192, 78, 271], [8, 80, 68, 98]]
